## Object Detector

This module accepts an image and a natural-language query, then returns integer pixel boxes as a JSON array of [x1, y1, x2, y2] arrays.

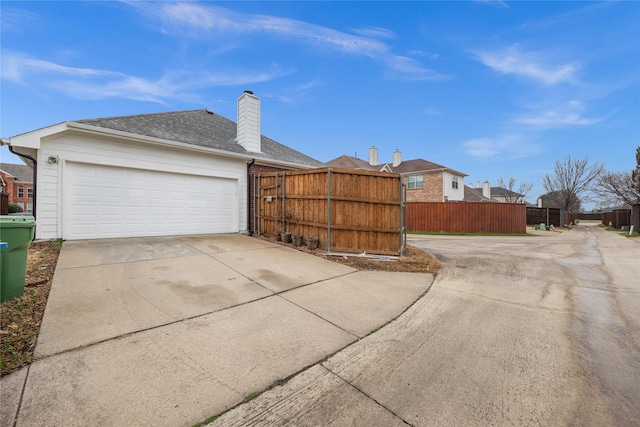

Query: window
[[27, 187, 33, 199], [27, 203, 33, 213], [17, 187, 24, 198], [452, 175, 459, 189], [407, 174, 423, 189]]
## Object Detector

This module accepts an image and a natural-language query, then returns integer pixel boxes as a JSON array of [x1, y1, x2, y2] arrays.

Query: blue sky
[[1, 1, 639, 205]]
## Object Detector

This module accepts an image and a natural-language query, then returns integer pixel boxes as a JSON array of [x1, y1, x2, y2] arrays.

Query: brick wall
[[0, 171, 33, 212], [404, 171, 444, 202]]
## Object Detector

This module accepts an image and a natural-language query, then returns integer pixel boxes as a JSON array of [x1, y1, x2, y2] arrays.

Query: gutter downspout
[[247, 159, 255, 235], [8, 145, 37, 222]]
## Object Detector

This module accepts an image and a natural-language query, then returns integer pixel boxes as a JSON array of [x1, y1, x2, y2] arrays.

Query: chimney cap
[[244, 90, 254, 95]]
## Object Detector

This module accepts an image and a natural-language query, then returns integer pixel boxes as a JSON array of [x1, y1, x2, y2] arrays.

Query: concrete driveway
[[210, 224, 640, 426], [1, 234, 433, 427]]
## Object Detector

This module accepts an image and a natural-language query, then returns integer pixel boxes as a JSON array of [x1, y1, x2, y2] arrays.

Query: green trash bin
[[0, 216, 36, 302]]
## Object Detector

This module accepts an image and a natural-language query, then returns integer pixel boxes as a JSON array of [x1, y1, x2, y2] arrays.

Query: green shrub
[[8, 203, 23, 213]]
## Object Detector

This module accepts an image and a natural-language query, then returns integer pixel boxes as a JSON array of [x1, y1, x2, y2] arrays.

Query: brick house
[[326, 146, 467, 202], [0, 163, 34, 212]]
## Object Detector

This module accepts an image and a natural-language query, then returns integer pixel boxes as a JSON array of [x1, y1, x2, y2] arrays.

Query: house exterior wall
[[443, 170, 464, 202], [0, 171, 34, 212], [404, 171, 444, 202], [35, 132, 247, 239]]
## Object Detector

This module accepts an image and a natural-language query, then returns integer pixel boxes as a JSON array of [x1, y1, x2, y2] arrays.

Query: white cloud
[[474, 0, 510, 9], [423, 107, 443, 116], [130, 2, 445, 81], [475, 45, 579, 85], [350, 26, 396, 40], [514, 111, 604, 128], [0, 7, 40, 32], [513, 99, 607, 129], [1, 50, 291, 103], [462, 134, 539, 159]]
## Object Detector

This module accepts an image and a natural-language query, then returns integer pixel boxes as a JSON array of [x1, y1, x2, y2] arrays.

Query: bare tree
[[595, 146, 640, 206], [542, 155, 604, 212], [540, 190, 582, 212], [496, 177, 534, 203], [632, 146, 640, 194]]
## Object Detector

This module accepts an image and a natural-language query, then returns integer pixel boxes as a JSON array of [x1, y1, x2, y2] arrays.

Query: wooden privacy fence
[[602, 209, 631, 229], [1, 192, 7, 215], [526, 207, 565, 227], [254, 168, 404, 255], [406, 202, 526, 234]]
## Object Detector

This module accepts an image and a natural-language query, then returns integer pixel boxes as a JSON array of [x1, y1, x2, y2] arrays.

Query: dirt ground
[[0, 237, 438, 377], [0, 240, 62, 376]]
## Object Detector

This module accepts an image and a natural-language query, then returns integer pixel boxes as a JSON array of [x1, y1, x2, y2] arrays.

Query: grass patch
[[407, 231, 533, 237]]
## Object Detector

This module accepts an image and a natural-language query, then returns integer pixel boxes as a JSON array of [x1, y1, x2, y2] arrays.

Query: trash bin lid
[[0, 242, 7, 249], [0, 216, 36, 227]]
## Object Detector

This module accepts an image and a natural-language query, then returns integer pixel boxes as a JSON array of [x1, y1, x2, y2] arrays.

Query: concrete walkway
[[1, 234, 433, 427], [208, 224, 640, 426]]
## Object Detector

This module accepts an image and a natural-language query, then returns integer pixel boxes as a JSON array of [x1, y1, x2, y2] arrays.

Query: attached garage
[[65, 162, 238, 240], [4, 92, 324, 241]]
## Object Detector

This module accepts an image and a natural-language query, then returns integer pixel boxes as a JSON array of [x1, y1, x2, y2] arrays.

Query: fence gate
[[254, 167, 404, 256]]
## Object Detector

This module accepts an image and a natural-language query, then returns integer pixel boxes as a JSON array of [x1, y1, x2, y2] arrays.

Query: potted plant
[[306, 222, 318, 250], [273, 216, 281, 241], [291, 209, 303, 246], [281, 213, 292, 243]]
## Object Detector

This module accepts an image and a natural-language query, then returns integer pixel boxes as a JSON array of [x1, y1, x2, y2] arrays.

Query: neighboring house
[[1, 91, 323, 240], [464, 181, 526, 203], [0, 163, 34, 212], [327, 147, 467, 202]]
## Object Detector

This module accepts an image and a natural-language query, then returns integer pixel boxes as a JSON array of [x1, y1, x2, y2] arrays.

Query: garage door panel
[[66, 163, 238, 239]]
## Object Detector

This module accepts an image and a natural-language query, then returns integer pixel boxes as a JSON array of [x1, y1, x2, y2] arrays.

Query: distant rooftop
[[0, 163, 32, 182]]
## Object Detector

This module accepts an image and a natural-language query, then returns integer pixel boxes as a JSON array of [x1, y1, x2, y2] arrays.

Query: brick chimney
[[392, 149, 402, 167], [368, 146, 378, 166], [237, 90, 261, 153]]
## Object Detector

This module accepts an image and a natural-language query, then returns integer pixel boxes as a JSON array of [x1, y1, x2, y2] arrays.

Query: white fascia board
[[66, 121, 252, 161], [401, 168, 468, 177], [8, 123, 69, 149], [445, 168, 468, 177], [66, 122, 318, 170]]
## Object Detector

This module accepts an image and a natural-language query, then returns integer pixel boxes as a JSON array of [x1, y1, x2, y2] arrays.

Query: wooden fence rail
[[406, 202, 526, 234], [255, 168, 403, 255], [526, 207, 565, 227], [0, 192, 8, 215], [602, 209, 631, 229]]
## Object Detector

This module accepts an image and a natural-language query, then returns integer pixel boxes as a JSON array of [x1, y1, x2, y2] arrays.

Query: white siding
[[36, 133, 247, 239], [443, 171, 464, 202], [237, 93, 261, 153]]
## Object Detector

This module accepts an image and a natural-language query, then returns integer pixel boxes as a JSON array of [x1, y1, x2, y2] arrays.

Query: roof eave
[[66, 122, 322, 169]]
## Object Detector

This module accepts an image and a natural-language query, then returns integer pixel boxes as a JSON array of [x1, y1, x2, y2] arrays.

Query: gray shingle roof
[[385, 159, 447, 174], [76, 109, 324, 168], [325, 155, 465, 176], [490, 187, 524, 198], [0, 163, 33, 182], [325, 155, 379, 171], [463, 186, 496, 202]]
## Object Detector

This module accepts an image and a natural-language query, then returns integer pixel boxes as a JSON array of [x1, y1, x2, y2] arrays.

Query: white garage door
[[65, 162, 238, 239]]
